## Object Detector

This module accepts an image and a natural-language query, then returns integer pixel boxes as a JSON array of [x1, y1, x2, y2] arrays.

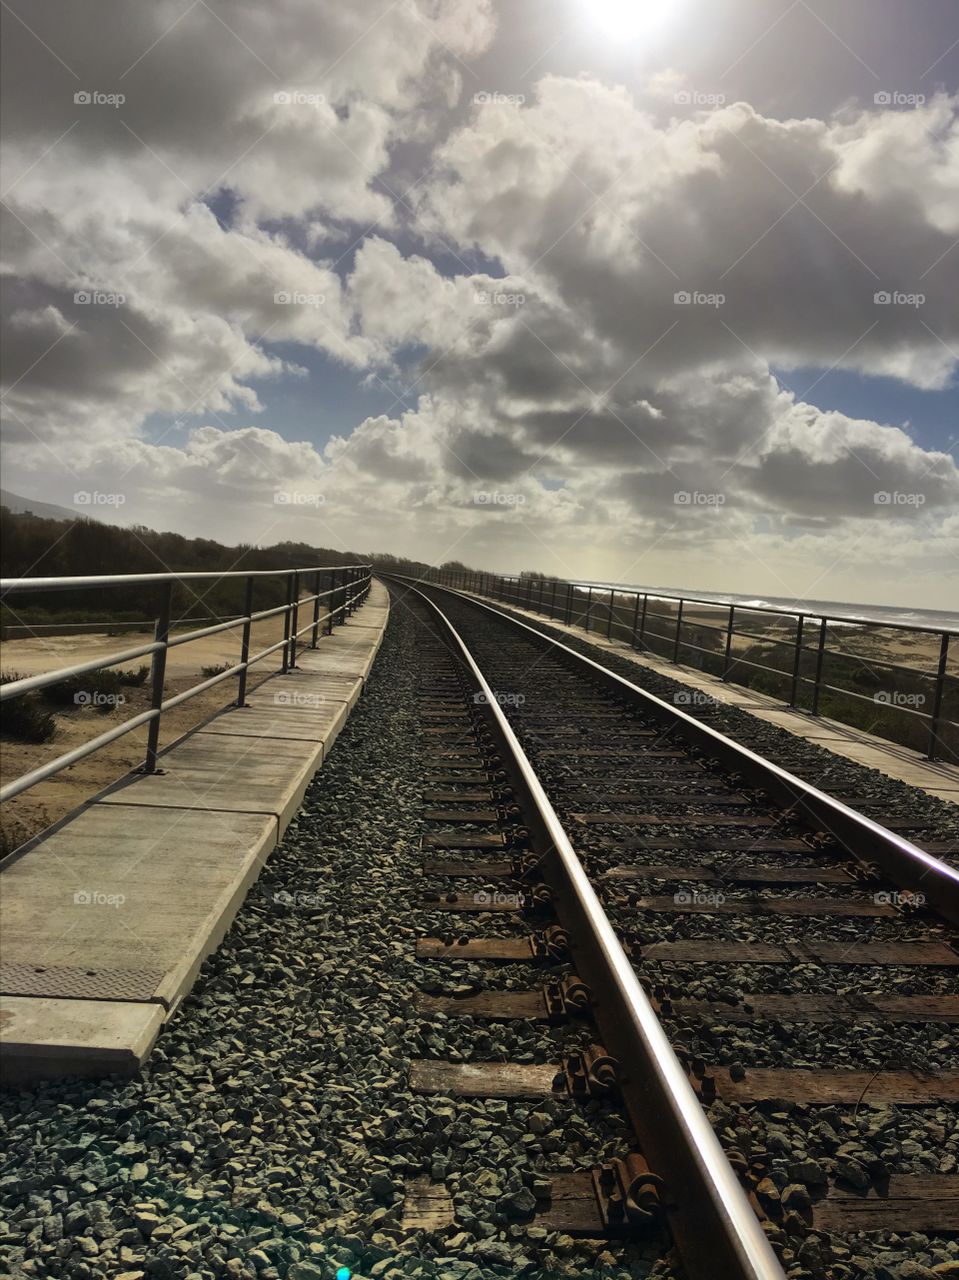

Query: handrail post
[[585, 586, 593, 632], [927, 632, 950, 760], [810, 617, 828, 715], [236, 575, 254, 706], [143, 580, 173, 773], [630, 593, 641, 649], [721, 605, 736, 681], [550, 579, 557, 619], [788, 614, 805, 707], [289, 570, 301, 669], [339, 571, 348, 624], [607, 588, 615, 640], [311, 570, 322, 647], [281, 571, 295, 672], [638, 594, 648, 649], [673, 598, 684, 663], [327, 569, 337, 634], [566, 582, 573, 625]]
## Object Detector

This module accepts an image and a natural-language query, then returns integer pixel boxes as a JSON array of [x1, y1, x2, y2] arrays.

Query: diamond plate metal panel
[[0, 962, 165, 1001]]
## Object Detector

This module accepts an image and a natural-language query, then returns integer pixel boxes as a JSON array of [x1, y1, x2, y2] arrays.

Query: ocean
[[567, 580, 959, 634]]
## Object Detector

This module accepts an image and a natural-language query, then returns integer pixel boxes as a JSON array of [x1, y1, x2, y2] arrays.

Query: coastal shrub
[[118, 665, 149, 686], [40, 670, 125, 715], [200, 661, 235, 678], [0, 672, 58, 742]]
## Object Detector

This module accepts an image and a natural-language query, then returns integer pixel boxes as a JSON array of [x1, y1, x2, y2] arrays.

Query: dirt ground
[[0, 607, 329, 852]]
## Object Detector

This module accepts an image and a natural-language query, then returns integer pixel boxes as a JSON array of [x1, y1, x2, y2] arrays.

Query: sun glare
[[590, 0, 677, 41]]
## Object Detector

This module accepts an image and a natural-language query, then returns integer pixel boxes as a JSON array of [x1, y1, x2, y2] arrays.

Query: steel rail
[[400, 579, 785, 1280], [432, 569, 956, 759], [395, 575, 959, 926]]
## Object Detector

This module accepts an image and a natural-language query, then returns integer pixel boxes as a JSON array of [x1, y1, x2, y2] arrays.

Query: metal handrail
[[427, 568, 957, 761], [0, 640, 165, 701], [407, 575, 959, 914], [0, 563, 372, 803], [0, 566, 362, 591], [498, 575, 955, 637]]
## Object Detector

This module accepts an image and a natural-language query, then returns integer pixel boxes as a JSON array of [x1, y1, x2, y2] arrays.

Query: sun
[[590, 0, 678, 41]]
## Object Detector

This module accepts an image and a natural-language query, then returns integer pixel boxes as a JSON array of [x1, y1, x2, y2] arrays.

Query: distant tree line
[[0, 506, 365, 626]]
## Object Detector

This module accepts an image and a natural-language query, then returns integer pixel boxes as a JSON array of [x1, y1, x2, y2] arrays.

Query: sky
[[1, 0, 957, 608]]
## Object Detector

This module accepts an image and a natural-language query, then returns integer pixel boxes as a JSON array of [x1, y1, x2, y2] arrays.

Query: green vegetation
[[200, 661, 236, 678], [1, 506, 366, 630], [0, 673, 58, 743]]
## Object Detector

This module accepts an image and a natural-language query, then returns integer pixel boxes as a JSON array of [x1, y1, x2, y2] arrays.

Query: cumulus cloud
[[0, 0, 495, 447], [1, 0, 956, 606], [419, 82, 959, 387]]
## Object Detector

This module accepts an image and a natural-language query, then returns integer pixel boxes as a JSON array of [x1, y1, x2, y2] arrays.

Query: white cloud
[[1, 2, 957, 608]]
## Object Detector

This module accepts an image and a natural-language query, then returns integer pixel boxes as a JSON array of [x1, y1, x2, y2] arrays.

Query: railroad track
[[391, 577, 959, 1280]]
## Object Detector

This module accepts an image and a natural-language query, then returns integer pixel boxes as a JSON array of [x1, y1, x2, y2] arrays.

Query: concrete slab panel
[[0, 804, 277, 1009], [341, 611, 390, 632], [200, 699, 349, 745], [98, 733, 323, 834], [927, 790, 959, 807], [296, 643, 378, 681], [0, 578, 389, 1078], [0, 996, 164, 1081], [272, 668, 363, 709]]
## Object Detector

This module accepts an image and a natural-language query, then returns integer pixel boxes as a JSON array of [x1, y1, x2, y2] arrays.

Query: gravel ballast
[[0, 595, 675, 1280], [2, 586, 957, 1280], [421, 587, 959, 1280]]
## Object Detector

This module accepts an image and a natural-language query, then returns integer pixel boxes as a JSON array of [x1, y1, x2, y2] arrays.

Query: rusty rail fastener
[[562, 1043, 620, 1098], [529, 924, 569, 962], [511, 851, 545, 883], [592, 1153, 665, 1229], [523, 883, 554, 915], [543, 975, 592, 1023]]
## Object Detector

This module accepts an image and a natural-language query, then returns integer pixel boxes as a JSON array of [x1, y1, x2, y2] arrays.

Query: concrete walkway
[[0, 581, 389, 1081], [458, 591, 958, 808]]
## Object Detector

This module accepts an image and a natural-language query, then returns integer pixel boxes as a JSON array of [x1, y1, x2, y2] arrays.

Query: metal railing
[[424, 568, 957, 762], [0, 564, 372, 803]]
